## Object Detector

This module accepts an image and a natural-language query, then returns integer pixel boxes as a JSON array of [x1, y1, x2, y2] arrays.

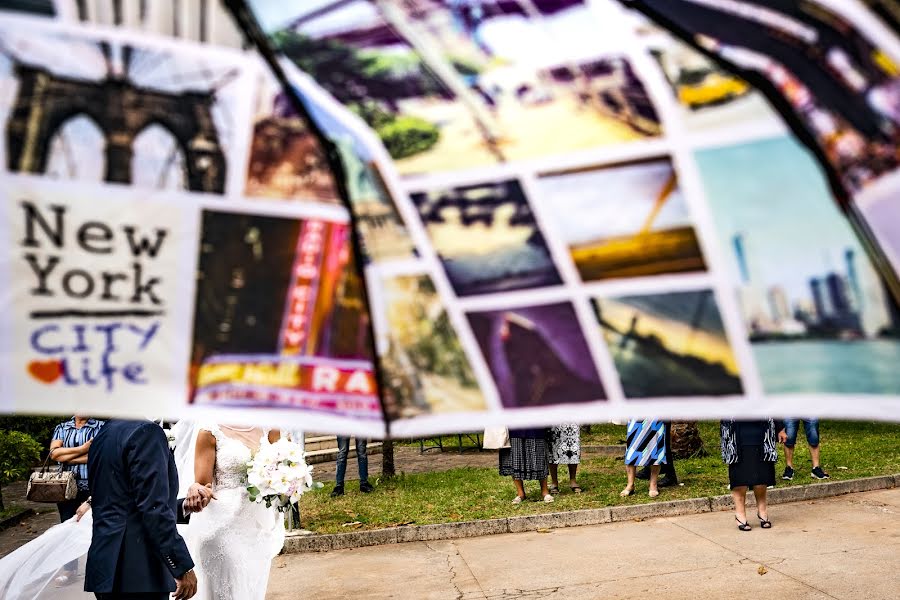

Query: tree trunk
[[670, 421, 707, 459], [381, 437, 396, 478]]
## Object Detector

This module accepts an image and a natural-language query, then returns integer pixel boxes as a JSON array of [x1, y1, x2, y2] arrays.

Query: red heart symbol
[[28, 360, 63, 384]]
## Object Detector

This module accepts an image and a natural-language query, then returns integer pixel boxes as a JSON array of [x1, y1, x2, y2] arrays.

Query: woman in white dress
[[186, 424, 285, 600]]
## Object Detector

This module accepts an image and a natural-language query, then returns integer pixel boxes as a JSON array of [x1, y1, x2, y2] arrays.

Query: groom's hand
[[185, 483, 215, 513], [173, 568, 197, 600]]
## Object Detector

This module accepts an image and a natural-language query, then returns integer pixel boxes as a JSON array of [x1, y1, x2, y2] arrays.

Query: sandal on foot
[[758, 513, 772, 529], [649, 489, 660, 498], [543, 494, 554, 503], [619, 487, 634, 497], [570, 485, 583, 494], [549, 485, 560, 495], [736, 516, 752, 531]]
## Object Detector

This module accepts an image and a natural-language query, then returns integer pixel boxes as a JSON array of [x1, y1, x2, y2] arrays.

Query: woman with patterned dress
[[549, 424, 582, 494], [721, 419, 787, 531], [621, 419, 667, 498], [499, 428, 554, 503]]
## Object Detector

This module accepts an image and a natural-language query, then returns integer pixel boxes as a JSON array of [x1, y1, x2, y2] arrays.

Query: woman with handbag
[[48, 415, 104, 584]]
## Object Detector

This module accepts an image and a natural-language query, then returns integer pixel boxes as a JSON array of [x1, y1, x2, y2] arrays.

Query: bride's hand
[[186, 482, 216, 513], [75, 501, 91, 522]]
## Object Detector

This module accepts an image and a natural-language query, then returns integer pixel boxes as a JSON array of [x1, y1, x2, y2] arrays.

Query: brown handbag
[[26, 454, 78, 503]]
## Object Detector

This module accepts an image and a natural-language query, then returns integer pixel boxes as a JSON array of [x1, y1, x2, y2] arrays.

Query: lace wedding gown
[[185, 425, 285, 600]]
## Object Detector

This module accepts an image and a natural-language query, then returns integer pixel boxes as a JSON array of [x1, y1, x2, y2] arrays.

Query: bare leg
[[810, 445, 820, 469], [649, 465, 661, 497], [622, 465, 636, 496], [753, 485, 769, 521], [513, 478, 526, 500], [568, 464, 578, 487], [785, 445, 795, 468], [540, 478, 551, 497], [732, 486, 749, 524], [549, 464, 559, 489]]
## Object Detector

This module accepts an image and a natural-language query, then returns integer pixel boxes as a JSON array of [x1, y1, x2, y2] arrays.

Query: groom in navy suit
[[85, 419, 208, 600]]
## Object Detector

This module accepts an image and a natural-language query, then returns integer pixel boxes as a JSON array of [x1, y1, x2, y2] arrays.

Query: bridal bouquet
[[246, 438, 318, 512]]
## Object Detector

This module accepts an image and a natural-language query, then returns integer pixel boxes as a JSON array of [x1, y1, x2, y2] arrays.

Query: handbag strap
[[39, 452, 54, 475]]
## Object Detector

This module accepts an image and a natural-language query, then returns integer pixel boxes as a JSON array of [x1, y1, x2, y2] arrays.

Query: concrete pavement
[[267, 488, 900, 600]]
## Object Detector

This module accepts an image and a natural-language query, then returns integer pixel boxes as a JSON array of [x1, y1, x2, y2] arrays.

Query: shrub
[[0, 416, 67, 451], [376, 115, 440, 159], [0, 430, 42, 511]]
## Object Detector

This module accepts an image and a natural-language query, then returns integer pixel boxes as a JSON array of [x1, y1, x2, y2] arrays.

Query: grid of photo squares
[[303, 0, 779, 420], [317, 0, 900, 426]]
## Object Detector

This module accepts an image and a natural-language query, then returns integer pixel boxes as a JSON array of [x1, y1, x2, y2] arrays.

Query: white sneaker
[[543, 494, 554, 503]]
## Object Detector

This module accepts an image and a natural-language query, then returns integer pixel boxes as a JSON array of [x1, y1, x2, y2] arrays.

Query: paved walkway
[[267, 488, 900, 600], [0, 480, 62, 558]]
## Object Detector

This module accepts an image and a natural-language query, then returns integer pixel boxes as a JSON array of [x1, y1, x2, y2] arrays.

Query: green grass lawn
[[299, 421, 900, 534]]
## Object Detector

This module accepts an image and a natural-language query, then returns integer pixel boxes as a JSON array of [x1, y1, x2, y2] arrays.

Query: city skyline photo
[[697, 135, 900, 394]]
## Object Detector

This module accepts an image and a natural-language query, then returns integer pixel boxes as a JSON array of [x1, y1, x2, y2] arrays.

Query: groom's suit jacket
[[85, 419, 194, 594]]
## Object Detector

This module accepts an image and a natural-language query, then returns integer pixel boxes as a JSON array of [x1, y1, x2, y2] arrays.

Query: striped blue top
[[52, 418, 105, 490]]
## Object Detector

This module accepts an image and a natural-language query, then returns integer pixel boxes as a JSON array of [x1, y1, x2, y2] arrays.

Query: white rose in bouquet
[[246, 438, 320, 512]]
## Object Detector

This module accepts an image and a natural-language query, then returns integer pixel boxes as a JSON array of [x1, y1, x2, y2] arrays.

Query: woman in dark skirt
[[721, 419, 787, 531], [499, 427, 553, 504]]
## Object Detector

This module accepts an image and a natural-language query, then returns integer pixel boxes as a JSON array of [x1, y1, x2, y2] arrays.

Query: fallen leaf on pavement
[[537, 528, 552, 534], [757, 566, 768, 576]]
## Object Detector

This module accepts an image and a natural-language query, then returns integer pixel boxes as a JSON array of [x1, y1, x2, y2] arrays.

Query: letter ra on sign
[[310, 366, 373, 395]]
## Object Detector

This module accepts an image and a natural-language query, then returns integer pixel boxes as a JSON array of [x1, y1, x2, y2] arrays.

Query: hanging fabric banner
[[1, 1, 899, 435]]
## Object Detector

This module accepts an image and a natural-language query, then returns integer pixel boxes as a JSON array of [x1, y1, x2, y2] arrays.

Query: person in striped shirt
[[49, 415, 105, 585]]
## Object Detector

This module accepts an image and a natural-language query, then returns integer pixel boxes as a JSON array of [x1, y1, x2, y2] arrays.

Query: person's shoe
[[635, 467, 651, 480], [360, 481, 375, 493], [781, 466, 794, 480], [330, 484, 345, 497], [811, 466, 830, 480], [657, 476, 679, 488]]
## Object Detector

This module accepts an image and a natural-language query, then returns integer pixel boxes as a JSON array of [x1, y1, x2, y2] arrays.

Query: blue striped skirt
[[625, 419, 667, 466]]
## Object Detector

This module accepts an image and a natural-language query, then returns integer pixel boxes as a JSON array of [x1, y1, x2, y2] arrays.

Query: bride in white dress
[[185, 424, 286, 600]]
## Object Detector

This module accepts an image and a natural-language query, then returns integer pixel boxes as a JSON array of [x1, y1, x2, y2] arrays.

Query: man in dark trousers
[[85, 419, 210, 600], [637, 421, 678, 486]]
